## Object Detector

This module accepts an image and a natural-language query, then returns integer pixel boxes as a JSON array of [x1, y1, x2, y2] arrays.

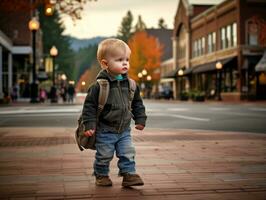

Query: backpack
[[75, 78, 136, 151]]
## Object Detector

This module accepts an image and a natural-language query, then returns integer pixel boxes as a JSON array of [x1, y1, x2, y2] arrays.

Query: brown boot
[[122, 173, 144, 187], [95, 175, 112, 186]]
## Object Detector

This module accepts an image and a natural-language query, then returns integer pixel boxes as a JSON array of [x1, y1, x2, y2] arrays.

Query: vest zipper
[[117, 80, 125, 133]]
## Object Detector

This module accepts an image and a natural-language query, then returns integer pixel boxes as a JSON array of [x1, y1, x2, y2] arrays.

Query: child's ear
[[100, 59, 108, 69]]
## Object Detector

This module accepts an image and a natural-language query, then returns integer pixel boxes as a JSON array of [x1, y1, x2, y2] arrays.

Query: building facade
[[0, 0, 43, 101], [167, 0, 266, 100]]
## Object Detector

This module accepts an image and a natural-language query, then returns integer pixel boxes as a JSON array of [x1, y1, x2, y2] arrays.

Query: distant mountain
[[67, 36, 108, 51]]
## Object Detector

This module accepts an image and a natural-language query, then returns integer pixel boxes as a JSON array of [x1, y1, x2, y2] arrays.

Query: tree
[[74, 44, 98, 82], [0, 0, 95, 21], [128, 31, 163, 81], [117, 10, 134, 42], [39, 6, 75, 80], [158, 18, 167, 29], [134, 15, 147, 32], [76, 63, 101, 92]]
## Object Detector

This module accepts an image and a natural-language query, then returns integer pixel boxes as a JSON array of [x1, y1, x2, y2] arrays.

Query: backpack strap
[[128, 78, 136, 109], [97, 79, 109, 114]]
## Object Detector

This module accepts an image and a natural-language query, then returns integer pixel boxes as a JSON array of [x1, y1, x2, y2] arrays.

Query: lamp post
[[178, 69, 184, 100], [28, 17, 40, 103], [216, 61, 223, 101], [141, 69, 148, 97], [50, 45, 58, 103]]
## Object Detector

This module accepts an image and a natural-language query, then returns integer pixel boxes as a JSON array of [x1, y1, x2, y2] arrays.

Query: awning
[[255, 51, 266, 72], [193, 57, 236, 73], [183, 68, 192, 75], [161, 68, 178, 78], [162, 67, 192, 78]]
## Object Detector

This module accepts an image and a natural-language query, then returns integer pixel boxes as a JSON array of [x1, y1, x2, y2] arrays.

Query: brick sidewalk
[[0, 127, 265, 199]]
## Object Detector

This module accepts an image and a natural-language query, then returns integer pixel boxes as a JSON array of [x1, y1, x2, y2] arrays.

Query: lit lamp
[[50, 45, 58, 103], [216, 61, 223, 101], [45, 4, 54, 16], [28, 17, 40, 103], [142, 69, 147, 76], [178, 69, 184, 100], [147, 75, 152, 81], [81, 81, 86, 93]]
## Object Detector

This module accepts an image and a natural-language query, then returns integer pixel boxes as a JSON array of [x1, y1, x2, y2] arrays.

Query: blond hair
[[97, 38, 131, 66]]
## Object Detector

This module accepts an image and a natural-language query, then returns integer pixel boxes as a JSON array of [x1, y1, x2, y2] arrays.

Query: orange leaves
[[128, 31, 163, 81]]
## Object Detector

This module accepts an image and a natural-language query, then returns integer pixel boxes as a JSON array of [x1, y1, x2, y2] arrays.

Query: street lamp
[[28, 17, 40, 103], [50, 45, 58, 103], [142, 69, 147, 76], [178, 69, 184, 100], [216, 61, 223, 101]]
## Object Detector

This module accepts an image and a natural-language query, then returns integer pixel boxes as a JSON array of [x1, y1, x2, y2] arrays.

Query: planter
[[193, 95, 205, 102], [180, 95, 189, 101]]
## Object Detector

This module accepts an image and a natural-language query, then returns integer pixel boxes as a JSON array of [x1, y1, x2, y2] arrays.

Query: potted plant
[[189, 90, 205, 102], [180, 91, 189, 101]]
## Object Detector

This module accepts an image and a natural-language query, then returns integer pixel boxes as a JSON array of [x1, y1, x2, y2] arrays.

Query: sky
[[62, 0, 224, 39]]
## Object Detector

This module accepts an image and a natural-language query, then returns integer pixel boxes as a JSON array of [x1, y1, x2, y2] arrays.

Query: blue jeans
[[93, 127, 136, 176]]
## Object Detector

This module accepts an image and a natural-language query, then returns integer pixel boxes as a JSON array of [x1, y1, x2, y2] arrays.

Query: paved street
[[1, 100, 266, 133], [0, 100, 266, 199]]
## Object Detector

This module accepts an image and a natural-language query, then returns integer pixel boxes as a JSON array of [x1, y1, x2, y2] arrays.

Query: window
[[177, 25, 186, 59], [208, 34, 212, 53], [221, 28, 226, 49], [207, 32, 216, 53], [193, 41, 197, 57], [193, 37, 206, 57], [201, 37, 205, 54], [226, 25, 231, 47], [198, 38, 202, 56], [212, 32, 216, 51], [248, 21, 258, 45], [232, 23, 237, 47], [220, 22, 237, 49]]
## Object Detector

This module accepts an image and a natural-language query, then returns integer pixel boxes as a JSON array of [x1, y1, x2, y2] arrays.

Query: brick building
[[162, 0, 266, 100], [0, 0, 43, 101]]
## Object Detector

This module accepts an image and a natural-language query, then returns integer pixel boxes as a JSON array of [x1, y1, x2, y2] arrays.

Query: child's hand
[[135, 124, 145, 130], [84, 129, 95, 137]]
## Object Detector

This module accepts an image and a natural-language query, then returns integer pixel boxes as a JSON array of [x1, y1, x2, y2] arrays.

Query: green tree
[[117, 10, 134, 42], [39, 6, 75, 80], [134, 15, 147, 32], [158, 18, 167, 29], [74, 44, 98, 82]]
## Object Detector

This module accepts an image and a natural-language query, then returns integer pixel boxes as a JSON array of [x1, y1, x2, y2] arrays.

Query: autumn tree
[[128, 31, 163, 82], [117, 10, 134, 42], [76, 63, 101, 92]]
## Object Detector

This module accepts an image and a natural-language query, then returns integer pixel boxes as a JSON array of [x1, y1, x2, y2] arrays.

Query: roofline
[[191, 0, 229, 23]]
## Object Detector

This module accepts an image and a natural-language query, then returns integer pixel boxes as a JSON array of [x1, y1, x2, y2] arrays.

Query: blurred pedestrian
[[60, 85, 67, 103], [11, 84, 18, 102], [39, 88, 47, 103], [67, 84, 75, 104]]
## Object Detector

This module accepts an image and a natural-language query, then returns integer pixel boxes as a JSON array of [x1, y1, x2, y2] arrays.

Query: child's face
[[102, 48, 130, 76]]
